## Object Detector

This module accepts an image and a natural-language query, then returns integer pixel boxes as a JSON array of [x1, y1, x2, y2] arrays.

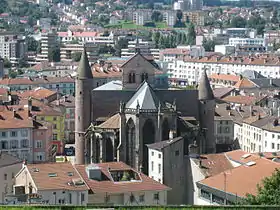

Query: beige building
[[0, 153, 22, 204], [183, 11, 205, 26], [14, 162, 88, 205], [75, 162, 170, 205]]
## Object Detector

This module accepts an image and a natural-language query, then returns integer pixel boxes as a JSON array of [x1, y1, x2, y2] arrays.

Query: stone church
[[75, 48, 215, 175]]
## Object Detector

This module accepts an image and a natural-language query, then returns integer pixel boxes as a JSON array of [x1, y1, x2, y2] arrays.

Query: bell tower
[[75, 47, 93, 164]]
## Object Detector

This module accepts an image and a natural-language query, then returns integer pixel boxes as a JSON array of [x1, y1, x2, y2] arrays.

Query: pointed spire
[[198, 69, 214, 100], [135, 36, 140, 54], [77, 46, 93, 79]]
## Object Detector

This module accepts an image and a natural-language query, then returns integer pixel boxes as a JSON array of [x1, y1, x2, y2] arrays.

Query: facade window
[[40, 117, 44, 121], [21, 139, 28, 148], [175, 150, 179, 156], [151, 151, 154, 156], [139, 195, 145, 202], [278, 135, 280, 140], [81, 193, 85, 202], [36, 141, 42, 149], [53, 117, 57, 121], [53, 124, 57, 129], [278, 144, 280, 150], [158, 164, 161, 174], [272, 143, 275, 149], [158, 153, 161, 159], [4, 173, 7, 180], [158, 178, 161, 183], [272, 134, 275, 138], [53, 134, 58, 140], [69, 193, 72, 204], [11, 140, 18, 149], [1, 132, 7, 138], [10, 131, 17, 137], [200, 189, 211, 200], [151, 161, 154, 171], [21, 130, 28, 137], [1, 141, 8, 149], [153, 193, 159, 200]]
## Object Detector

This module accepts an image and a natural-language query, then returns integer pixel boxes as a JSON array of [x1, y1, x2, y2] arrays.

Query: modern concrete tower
[[198, 69, 216, 154], [75, 47, 93, 165]]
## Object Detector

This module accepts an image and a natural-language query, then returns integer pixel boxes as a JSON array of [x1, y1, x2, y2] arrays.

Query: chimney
[[250, 105, 253, 116], [169, 130, 176, 140], [22, 159, 27, 168], [13, 109, 16, 118], [270, 79, 273, 86], [28, 97, 32, 111]]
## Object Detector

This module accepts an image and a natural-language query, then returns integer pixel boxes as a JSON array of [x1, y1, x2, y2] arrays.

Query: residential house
[[75, 162, 170, 205], [0, 153, 22, 204], [13, 162, 88, 205]]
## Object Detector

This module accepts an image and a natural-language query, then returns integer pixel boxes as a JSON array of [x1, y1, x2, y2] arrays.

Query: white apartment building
[[167, 55, 280, 85], [162, 10, 177, 27], [0, 128, 33, 162], [36, 32, 58, 62], [14, 162, 88, 205], [229, 38, 266, 47], [0, 32, 26, 64], [60, 43, 99, 61], [147, 135, 187, 204], [58, 30, 115, 46], [133, 9, 152, 25]]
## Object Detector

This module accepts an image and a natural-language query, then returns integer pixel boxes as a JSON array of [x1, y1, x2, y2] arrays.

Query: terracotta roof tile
[[199, 158, 280, 197], [209, 74, 240, 82], [193, 154, 234, 178], [225, 149, 259, 165], [18, 88, 57, 100], [26, 162, 88, 191], [0, 77, 74, 86], [234, 78, 257, 89], [222, 95, 256, 105], [75, 162, 170, 195]]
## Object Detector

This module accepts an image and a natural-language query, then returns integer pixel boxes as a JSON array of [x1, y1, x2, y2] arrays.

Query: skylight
[[67, 172, 74, 176], [246, 161, 256, 166], [241, 154, 251, 159], [48, 173, 57, 177]]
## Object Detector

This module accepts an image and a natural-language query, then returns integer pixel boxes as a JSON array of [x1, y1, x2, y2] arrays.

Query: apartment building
[[160, 46, 205, 62], [13, 162, 88, 205], [167, 55, 280, 85], [147, 136, 187, 204], [133, 9, 152, 25], [0, 32, 26, 64], [52, 95, 75, 144], [60, 43, 99, 62], [229, 37, 266, 47], [0, 76, 75, 95], [162, 10, 177, 27], [214, 28, 257, 39], [183, 11, 205, 26], [0, 153, 22, 204], [57, 30, 114, 46], [36, 31, 58, 62], [121, 39, 160, 60], [264, 29, 280, 44], [76, 162, 170, 205], [0, 105, 53, 163]]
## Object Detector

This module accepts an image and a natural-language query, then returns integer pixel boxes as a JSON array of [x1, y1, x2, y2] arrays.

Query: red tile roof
[[25, 162, 88, 191], [0, 77, 74, 86], [199, 157, 280, 197], [18, 88, 57, 100], [75, 162, 170, 195], [209, 73, 240, 82]]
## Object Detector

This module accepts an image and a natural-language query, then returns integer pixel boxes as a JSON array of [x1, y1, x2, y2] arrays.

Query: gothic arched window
[[141, 73, 145, 82], [128, 73, 132, 83], [132, 73, 135, 83]]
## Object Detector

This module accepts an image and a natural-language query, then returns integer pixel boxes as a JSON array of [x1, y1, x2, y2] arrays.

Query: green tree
[[242, 169, 280, 205], [271, 10, 278, 24], [202, 38, 215, 52], [3, 58, 11, 68], [48, 47, 60, 62], [230, 16, 247, 28], [71, 52, 82, 62], [114, 38, 128, 56], [26, 37, 38, 52], [186, 23, 196, 45], [152, 31, 161, 48], [151, 11, 163, 22]]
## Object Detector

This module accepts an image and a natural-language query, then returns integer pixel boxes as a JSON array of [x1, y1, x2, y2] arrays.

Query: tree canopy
[[242, 168, 280, 205]]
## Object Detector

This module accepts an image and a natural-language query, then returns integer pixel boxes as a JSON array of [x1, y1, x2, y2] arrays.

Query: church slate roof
[[125, 82, 160, 110], [198, 70, 214, 101], [146, 137, 184, 151], [77, 47, 93, 79]]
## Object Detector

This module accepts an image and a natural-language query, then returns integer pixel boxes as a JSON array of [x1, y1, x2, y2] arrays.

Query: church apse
[[142, 119, 156, 174]]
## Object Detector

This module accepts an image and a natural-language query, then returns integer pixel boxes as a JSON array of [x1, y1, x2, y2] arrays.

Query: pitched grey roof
[[241, 70, 265, 79], [125, 81, 160, 110], [198, 70, 214, 100], [146, 137, 183, 151], [77, 48, 93, 79], [250, 78, 280, 88], [0, 153, 21, 168], [94, 80, 122, 91]]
